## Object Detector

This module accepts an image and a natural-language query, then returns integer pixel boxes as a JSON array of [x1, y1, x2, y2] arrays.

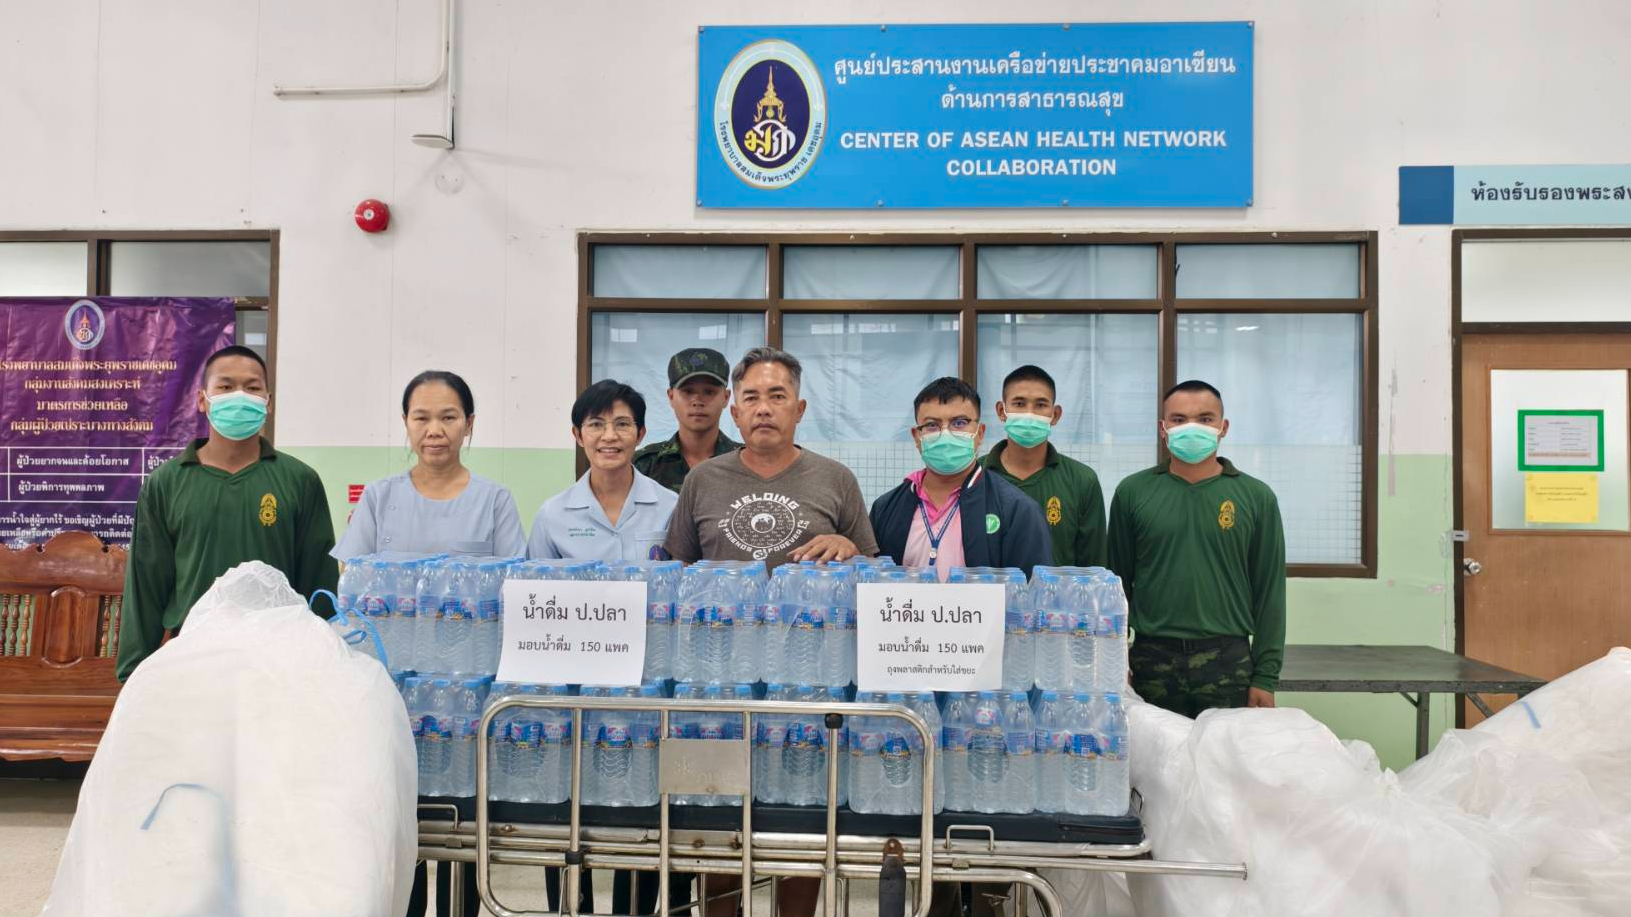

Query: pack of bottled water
[[944, 567, 1032, 691], [755, 684, 849, 807], [848, 690, 942, 815], [1031, 566, 1128, 694], [484, 682, 575, 803], [581, 684, 662, 807], [337, 553, 448, 670], [675, 563, 765, 684], [938, 689, 1034, 814], [405, 674, 493, 797]]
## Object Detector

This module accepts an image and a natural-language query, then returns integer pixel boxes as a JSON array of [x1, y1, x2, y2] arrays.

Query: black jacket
[[869, 467, 1054, 576]]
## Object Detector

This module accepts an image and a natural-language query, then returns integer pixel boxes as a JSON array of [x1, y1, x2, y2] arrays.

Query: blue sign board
[[697, 22, 1254, 209], [1400, 165, 1631, 225]]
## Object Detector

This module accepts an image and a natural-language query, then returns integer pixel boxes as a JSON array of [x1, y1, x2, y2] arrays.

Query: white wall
[[4, 0, 1630, 454]]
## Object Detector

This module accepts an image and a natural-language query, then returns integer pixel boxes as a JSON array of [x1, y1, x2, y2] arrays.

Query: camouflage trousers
[[1129, 634, 1253, 718]]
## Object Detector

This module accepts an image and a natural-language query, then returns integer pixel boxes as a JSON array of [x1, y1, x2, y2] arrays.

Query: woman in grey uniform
[[334, 370, 524, 917]]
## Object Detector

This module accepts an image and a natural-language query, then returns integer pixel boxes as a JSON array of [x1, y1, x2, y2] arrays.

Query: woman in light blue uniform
[[334, 370, 525, 561], [334, 370, 523, 917]]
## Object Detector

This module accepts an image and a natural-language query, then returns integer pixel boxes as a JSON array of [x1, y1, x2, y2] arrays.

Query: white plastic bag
[[42, 562, 418, 917]]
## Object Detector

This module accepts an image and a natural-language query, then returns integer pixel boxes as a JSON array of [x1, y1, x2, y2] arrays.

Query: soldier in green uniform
[[116, 346, 339, 681], [632, 347, 739, 493], [1107, 379, 1285, 715], [980, 364, 1107, 567]]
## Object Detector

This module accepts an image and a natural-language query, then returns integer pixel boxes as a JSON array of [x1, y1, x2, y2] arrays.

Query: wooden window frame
[[0, 229, 280, 441], [578, 230, 1379, 578]]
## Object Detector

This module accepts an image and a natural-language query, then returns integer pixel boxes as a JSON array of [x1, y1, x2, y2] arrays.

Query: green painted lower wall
[[286, 447, 1455, 771]]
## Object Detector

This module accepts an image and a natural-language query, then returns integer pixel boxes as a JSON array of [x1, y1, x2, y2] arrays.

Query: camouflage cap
[[667, 347, 730, 388]]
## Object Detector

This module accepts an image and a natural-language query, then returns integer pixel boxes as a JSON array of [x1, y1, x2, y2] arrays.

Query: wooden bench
[[0, 531, 127, 762]]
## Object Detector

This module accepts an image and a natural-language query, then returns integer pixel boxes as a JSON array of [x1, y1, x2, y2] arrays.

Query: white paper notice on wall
[[497, 580, 647, 686], [856, 582, 1005, 693]]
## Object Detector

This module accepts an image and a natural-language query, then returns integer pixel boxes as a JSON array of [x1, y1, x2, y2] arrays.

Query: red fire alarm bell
[[354, 199, 390, 233]]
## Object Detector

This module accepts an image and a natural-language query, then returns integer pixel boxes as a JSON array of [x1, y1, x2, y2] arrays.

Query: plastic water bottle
[[732, 570, 764, 684], [968, 691, 1006, 813], [675, 569, 718, 683], [486, 683, 516, 801], [760, 571, 790, 684], [336, 559, 366, 621], [630, 683, 661, 807], [640, 562, 681, 682], [470, 562, 503, 675], [822, 567, 857, 687], [940, 692, 973, 812], [782, 568, 821, 685], [670, 682, 702, 805], [1032, 571, 1069, 691], [446, 678, 487, 797], [419, 678, 455, 796], [906, 692, 943, 815], [780, 685, 822, 806], [436, 562, 475, 673], [754, 684, 790, 804], [847, 691, 885, 814], [1093, 693, 1130, 816], [413, 560, 447, 673], [356, 560, 391, 662], [1001, 691, 1036, 814], [587, 687, 635, 805], [1095, 576, 1129, 693], [1033, 691, 1071, 814], [1064, 575, 1097, 691], [1001, 571, 1035, 692], [1069, 692, 1100, 813], [406, 677, 430, 794]]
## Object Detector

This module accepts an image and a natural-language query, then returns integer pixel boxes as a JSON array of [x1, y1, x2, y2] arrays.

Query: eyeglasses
[[580, 418, 639, 435], [915, 417, 976, 436]]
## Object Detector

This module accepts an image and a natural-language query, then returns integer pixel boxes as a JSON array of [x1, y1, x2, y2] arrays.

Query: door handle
[[1462, 558, 1483, 576]]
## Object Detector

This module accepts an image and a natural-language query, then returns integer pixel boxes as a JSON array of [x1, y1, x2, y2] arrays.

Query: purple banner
[[0, 297, 235, 547]]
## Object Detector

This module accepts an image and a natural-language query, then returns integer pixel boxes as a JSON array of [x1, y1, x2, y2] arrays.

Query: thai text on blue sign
[[697, 22, 1254, 209], [1400, 165, 1631, 225]]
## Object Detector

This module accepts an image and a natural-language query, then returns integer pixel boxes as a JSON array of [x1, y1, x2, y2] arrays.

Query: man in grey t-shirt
[[665, 346, 878, 570]]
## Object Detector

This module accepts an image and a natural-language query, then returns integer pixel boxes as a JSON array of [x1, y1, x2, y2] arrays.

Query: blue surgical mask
[[1164, 422, 1220, 464], [920, 430, 977, 475], [207, 391, 268, 441]]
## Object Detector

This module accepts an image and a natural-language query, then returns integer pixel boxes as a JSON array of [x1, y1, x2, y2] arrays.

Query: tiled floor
[[0, 779, 875, 917]]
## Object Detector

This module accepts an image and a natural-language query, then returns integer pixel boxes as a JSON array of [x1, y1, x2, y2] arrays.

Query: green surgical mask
[[1165, 422, 1220, 464], [920, 430, 977, 475], [207, 391, 268, 441], [1003, 412, 1053, 448]]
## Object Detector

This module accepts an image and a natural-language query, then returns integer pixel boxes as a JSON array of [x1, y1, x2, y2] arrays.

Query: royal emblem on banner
[[713, 39, 826, 189], [63, 299, 106, 351]]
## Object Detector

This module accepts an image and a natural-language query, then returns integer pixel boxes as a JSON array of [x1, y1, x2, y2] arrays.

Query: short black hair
[[913, 376, 981, 416], [572, 379, 646, 429], [1001, 365, 1056, 400], [1163, 379, 1224, 411], [203, 345, 267, 382], [402, 370, 475, 417]]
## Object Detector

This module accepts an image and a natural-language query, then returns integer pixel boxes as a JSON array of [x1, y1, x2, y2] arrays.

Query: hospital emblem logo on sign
[[1219, 499, 1236, 531], [259, 493, 278, 527], [63, 299, 106, 351], [714, 40, 826, 189]]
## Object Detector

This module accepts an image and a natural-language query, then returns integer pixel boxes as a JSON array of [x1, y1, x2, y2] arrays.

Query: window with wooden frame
[[579, 231, 1378, 577], [0, 229, 280, 439]]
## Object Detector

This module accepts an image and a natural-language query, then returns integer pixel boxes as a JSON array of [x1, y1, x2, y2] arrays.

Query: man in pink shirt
[[869, 377, 1052, 578]]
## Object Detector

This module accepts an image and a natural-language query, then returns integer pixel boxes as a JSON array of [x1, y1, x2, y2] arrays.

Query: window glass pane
[[108, 241, 271, 297], [783, 246, 959, 299], [1176, 243, 1360, 299], [1177, 312, 1363, 565], [589, 312, 765, 442], [592, 245, 766, 299], [1463, 240, 1631, 323], [784, 312, 960, 504], [0, 242, 88, 295], [235, 308, 268, 361], [976, 313, 1160, 502], [976, 245, 1158, 299]]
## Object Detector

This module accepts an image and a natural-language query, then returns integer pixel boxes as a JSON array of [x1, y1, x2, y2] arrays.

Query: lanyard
[[918, 498, 960, 565]]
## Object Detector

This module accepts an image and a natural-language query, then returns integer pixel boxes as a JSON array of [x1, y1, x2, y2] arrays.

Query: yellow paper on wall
[[1524, 472, 1599, 524]]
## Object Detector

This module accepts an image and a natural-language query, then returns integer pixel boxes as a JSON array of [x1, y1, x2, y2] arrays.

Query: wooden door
[[1460, 334, 1631, 723]]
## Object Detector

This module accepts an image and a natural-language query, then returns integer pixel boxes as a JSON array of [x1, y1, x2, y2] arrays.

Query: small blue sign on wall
[[1400, 165, 1631, 225], [697, 22, 1254, 209]]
